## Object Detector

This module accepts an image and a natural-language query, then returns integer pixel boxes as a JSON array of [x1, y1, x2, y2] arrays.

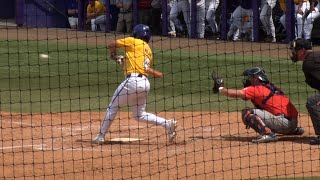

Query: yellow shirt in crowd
[[87, 1, 106, 16], [116, 37, 153, 77]]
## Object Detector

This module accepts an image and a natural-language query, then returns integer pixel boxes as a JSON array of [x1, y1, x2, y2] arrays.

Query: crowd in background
[[66, 0, 320, 42]]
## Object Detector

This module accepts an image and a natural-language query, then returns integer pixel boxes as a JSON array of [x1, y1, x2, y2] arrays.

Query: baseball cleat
[[168, 31, 176, 38], [92, 133, 106, 144], [166, 120, 178, 143], [291, 127, 305, 135], [252, 133, 278, 143], [310, 136, 320, 145]]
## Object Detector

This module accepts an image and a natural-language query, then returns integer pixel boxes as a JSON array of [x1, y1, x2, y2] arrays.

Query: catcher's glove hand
[[211, 71, 224, 94]]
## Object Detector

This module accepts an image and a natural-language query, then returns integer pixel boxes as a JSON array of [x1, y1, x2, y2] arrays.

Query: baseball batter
[[93, 24, 178, 144], [212, 67, 304, 143], [206, 0, 220, 36], [260, 0, 277, 42], [304, 0, 320, 40]]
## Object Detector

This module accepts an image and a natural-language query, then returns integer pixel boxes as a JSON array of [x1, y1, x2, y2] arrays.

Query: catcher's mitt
[[211, 71, 224, 94]]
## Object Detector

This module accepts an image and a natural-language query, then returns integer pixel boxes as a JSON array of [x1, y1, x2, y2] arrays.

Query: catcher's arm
[[211, 70, 246, 99]]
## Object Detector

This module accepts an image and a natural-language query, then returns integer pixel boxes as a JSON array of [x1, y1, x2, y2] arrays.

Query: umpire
[[289, 38, 320, 145]]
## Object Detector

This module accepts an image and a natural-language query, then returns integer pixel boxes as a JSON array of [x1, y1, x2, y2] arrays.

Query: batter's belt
[[126, 73, 144, 78]]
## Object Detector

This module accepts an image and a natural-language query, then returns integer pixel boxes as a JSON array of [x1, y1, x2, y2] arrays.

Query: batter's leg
[[100, 80, 130, 134]]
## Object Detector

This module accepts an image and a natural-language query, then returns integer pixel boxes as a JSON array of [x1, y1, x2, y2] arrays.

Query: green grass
[[0, 39, 316, 113]]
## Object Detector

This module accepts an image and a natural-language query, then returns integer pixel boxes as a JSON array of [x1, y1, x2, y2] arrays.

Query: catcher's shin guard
[[242, 109, 271, 135], [242, 107, 253, 129]]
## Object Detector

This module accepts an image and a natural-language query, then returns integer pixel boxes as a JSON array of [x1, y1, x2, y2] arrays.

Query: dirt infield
[[0, 28, 320, 179], [0, 111, 319, 179]]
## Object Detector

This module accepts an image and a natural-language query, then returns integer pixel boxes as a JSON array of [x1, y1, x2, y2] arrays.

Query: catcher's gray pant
[[306, 93, 320, 135], [260, 0, 276, 37], [253, 109, 298, 135]]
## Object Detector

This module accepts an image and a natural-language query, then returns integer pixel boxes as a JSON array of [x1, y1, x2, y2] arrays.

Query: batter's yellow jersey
[[87, 1, 106, 15], [116, 37, 153, 77]]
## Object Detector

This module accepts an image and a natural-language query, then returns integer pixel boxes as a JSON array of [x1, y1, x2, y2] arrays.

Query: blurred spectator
[[67, 0, 78, 29], [99, 0, 120, 31], [110, 0, 120, 31], [304, 0, 320, 40], [86, 0, 107, 31], [260, 0, 277, 42], [279, 0, 286, 31], [197, 0, 206, 38], [139, 0, 152, 26], [151, 0, 162, 35], [116, 0, 133, 33], [295, 0, 310, 38], [167, 0, 177, 37], [170, 0, 190, 36], [227, 0, 254, 41], [206, 0, 220, 38]]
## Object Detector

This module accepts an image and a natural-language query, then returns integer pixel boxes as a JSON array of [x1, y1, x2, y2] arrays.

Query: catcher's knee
[[241, 107, 253, 125], [241, 109, 270, 135]]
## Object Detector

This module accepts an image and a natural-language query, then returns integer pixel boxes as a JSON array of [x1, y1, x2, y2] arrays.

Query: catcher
[[289, 38, 320, 145], [212, 67, 304, 143]]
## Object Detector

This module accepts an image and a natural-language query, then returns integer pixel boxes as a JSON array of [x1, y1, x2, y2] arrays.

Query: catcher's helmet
[[132, 24, 151, 43], [242, 67, 269, 87]]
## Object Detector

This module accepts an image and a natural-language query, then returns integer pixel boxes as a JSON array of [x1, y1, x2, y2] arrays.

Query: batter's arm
[[108, 42, 118, 60], [148, 68, 164, 78]]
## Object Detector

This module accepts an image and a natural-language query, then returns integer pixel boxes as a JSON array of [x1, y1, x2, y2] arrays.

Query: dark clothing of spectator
[[151, 0, 162, 35], [139, 0, 152, 25]]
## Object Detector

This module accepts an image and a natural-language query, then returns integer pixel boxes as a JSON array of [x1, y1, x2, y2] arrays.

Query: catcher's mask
[[242, 67, 269, 87], [288, 38, 312, 62]]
